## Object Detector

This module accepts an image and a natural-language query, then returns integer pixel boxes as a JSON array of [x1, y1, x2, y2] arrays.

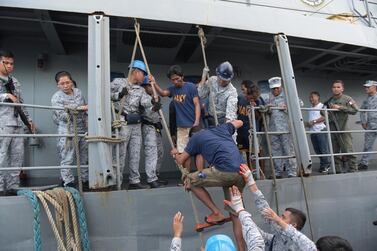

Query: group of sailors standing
[[0, 48, 376, 194]]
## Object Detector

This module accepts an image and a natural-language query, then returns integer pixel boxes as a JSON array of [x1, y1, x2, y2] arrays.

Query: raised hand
[[239, 164, 255, 187], [172, 211, 184, 238], [224, 186, 245, 214]]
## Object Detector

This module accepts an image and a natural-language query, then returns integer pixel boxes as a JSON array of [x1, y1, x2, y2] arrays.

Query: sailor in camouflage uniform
[[140, 78, 165, 188], [111, 60, 155, 190], [359, 80, 377, 170], [198, 62, 238, 127], [0, 50, 34, 193], [267, 77, 297, 178], [240, 164, 317, 251], [324, 80, 358, 173], [51, 71, 88, 187]]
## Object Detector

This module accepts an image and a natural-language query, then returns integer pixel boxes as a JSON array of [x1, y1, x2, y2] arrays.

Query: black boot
[[128, 182, 148, 190], [148, 181, 164, 188]]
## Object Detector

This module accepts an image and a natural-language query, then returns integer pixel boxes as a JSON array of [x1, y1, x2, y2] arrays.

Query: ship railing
[[250, 105, 377, 179], [0, 101, 88, 173]]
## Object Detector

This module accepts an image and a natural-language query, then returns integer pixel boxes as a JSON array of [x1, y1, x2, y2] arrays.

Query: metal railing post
[[324, 108, 336, 174], [251, 106, 261, 179]]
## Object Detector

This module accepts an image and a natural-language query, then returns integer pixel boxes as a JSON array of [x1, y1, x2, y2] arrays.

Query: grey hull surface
[[1, 171, 377, 251]]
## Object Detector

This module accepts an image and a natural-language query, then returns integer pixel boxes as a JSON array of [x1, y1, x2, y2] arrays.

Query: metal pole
[[88, 14, 115, 188], [364, 0, 374, 27], [274, 33, 312, 174], [251, 106, 261, 179], [324, 108, 336, 174], [0, 165, 88, 171]]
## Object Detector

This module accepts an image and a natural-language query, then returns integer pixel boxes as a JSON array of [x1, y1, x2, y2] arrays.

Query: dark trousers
[[310, 132, 331, 169]]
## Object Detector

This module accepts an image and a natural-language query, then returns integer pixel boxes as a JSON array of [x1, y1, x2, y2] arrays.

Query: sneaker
[[319, 167, 330, 173], [358, 163, 368, 170]]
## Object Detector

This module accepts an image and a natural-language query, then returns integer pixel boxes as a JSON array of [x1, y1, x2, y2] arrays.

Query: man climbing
[[171, 120, 246, 251]]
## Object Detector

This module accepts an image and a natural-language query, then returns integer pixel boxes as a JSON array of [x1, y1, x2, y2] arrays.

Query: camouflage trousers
[[0, 126, 23, 191], [360, 131, 377, 166], [142, 124, 162, 183], [57, 136, 88, 186], [156, 130, 164, 174], [270, 134, 297, 176], [117, 123, 142, 184]]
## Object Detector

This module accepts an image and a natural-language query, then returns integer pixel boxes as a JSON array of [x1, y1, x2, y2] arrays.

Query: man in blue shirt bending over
[[171, 120, 246, 251]]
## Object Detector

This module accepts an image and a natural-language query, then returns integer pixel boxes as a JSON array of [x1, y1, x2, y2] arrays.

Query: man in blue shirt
[[171, 120, 246, 251], [152, 65, 201, 171]]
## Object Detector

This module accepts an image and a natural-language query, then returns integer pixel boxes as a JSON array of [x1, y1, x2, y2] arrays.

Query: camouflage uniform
[[238, 211, 265, 251], [141, 94, 164, 183], [324, 94, 358, 172], [51, 88, 88, 186], [268, 93, 297, 177], [0, 76, 30, 191], [360, 93, 377, 166], [252, 190, 317, 251], [198, 76, 238, 124], [169, 237, 181, 251], [111, 78, 152, 184]]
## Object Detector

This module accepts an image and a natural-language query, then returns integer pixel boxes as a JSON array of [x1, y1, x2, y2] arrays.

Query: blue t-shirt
[[168, 82, 198, 127], [185, 123, 245, 172]]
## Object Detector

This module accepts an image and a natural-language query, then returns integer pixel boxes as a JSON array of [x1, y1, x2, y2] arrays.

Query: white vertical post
[[88, 14, 115, 188], [274, 33, 312, 174]]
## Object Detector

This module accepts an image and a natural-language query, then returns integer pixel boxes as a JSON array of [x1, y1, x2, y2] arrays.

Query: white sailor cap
[[268, 77, 282, 89], [364, 80, 377, 87]]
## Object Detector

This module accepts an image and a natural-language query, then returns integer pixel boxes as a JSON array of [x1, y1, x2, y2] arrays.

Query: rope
[[111, 103, 122, 190], [65, 187, 90, 251], [71, 109, 83, 193], [85, 136, 122, 144], [18, 188, 90, 251], [261, 112, 280, 214], [17, 190, 42, 251], [299, 169, 314, 240], [197, 25, 218, 126], [133, 18, 205, 247]]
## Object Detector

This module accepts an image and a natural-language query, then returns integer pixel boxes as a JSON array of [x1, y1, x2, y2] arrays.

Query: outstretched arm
[[170, 212, 184, 251], [262, 208, 317, 251], [150, 76, 170, 97], [224, 186, 265, 251]]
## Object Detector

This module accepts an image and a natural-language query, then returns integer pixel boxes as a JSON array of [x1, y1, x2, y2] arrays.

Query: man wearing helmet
[[110, 60, 159, 190], [198, 62, 238, 129]]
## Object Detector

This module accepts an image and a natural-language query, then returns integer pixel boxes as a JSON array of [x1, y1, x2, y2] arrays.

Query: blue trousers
[[310, 132, 331, 169]]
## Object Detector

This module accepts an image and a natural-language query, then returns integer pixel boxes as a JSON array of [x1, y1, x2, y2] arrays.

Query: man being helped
[[0, 50, 35, 195], [153, 65, 201, 172], [198, 61, 238, 127], [171, 120, 247, 251], [111, 60, 157, 189], [239, 164, 317, 251], [324, 80, 358, 173], [359, 80, 377, 170]]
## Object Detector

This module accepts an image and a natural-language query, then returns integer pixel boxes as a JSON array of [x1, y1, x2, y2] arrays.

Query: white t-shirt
[[308, 102, 326, 132]]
